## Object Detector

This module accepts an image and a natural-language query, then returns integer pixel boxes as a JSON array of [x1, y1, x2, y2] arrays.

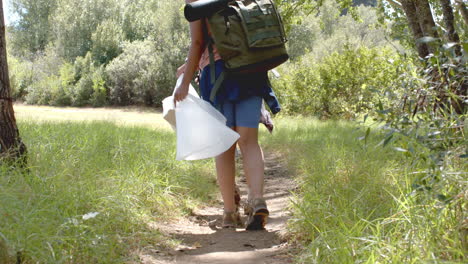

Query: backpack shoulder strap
[[201, 19, 216, 86], [202, 18, 226, 103]]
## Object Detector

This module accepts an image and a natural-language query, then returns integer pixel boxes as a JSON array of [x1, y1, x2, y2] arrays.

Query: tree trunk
[[0, 0, 27, 162], [413, 0, 439, 53], [455, 0, 468, 26], [400, 0, 429, 58], [439, 0, 461, 56]]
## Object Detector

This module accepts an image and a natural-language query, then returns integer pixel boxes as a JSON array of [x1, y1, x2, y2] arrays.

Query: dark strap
[[0, 97, 12, 101], [207, 39, 216, 84], [201, 19, 216, 85], [253, 0, 268, 14], [232, 102, 237, 127], [210, 71, 226, 102]]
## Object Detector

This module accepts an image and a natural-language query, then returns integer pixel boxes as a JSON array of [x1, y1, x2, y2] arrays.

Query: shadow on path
[[140, 152, 295, 264]]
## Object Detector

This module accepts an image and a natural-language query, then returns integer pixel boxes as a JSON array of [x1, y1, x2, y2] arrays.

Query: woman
[[174, 0, 278, 230]]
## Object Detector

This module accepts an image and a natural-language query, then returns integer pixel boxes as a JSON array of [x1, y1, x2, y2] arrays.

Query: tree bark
[[400, 0, 429, 58], [455, 0, 468, 26], [413, 0, 439, 41], [0, 0, 27, 162], [439, 0, 461, 56]]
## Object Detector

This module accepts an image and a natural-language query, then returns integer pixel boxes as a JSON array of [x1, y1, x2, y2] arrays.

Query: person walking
[[174, 0, 281, 230]]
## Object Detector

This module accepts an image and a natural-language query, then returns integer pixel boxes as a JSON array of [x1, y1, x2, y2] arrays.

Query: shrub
[[106, 0, 188, 106], [273, 45, 405, 118], [286, 3, 392, 61], [23, 47, 65, 105], [90, 66, 108, 107], [91, 19, 124, 65], [49, 62, 74, 106], [106, 40, 159, 105], [8, 56, 34, 100]]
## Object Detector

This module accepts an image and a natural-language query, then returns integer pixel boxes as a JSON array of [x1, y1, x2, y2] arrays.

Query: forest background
[[1, 0, 467, 263], [3, 0, 465, 117], [3, 0, 404, 117]]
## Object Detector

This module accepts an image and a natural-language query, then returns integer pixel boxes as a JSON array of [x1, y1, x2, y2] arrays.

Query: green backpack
[[204, 0, 289, 101]]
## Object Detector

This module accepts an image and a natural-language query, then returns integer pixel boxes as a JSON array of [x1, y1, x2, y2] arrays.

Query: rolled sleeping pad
[[184, 0, 230, 22]]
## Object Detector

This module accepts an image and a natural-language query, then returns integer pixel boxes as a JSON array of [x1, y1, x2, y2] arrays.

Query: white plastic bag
[[162, 74, 198, 129], [162, 75, 240, 160]]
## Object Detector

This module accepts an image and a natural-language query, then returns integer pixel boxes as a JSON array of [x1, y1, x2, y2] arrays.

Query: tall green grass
[[260, 117, 466, 263], [0, 121, 217, 263], [1, 116, 465, 263]]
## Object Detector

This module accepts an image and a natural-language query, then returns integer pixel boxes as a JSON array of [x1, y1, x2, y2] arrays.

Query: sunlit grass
[[260, 116, 466, 263], [0, 120, 217, 263], [2, 106, 465, 263], [13, 103, 172, 131]]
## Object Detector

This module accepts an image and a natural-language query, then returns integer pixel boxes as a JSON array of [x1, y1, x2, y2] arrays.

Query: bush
[[8, 56, 34, 100], [22, 47, 65, 105], [106, 40, 160, 105], [90, 66, 108, 107], [273, 45, 405, 118], [91, 19, 124, 65], [106, 0, 188, 106], [286, 3, 392, 61], [70, 53, 109, 107]]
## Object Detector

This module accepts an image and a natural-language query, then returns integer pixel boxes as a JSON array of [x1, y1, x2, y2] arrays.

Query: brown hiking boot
[[222, 211, 244, 228], [234, 185, 241, 213], [245, 198, 269, 230]]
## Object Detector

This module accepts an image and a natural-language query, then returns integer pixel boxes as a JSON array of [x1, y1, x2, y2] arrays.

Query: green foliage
[[0, 121, 217, 262], [22, 47, 65, 105], [106, 0, 189, 106], [9, 0, 57, 56], [51, 0, 120, 60], [260, 117, 466, 263], [91, 19, 124, 65], [90, 66, 108, 107], [357, 42, 467, 263], [72, 53, 98, 106], [8, 55, 34, 99], [7, 0, 187, 107], [368, 42, 467, 189], [274, 45, 404, 118], [106, 40, 163, 105], [287, 3, 391, 61]]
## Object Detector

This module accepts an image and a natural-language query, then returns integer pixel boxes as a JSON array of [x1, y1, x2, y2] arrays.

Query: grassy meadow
[[1, 107, 466, 263], [261, 117, 467, 263], [1, 107, 218, 263]]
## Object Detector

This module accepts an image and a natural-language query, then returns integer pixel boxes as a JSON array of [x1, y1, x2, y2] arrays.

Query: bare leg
[[235, 126, 265, 200], [215, 143, 237, 212]]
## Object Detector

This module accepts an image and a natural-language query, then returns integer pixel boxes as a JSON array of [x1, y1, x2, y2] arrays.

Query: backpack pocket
[[233, 0, 287, 48]]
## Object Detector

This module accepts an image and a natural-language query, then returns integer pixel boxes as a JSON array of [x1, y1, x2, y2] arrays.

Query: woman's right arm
[[174, 0, 205, 103]]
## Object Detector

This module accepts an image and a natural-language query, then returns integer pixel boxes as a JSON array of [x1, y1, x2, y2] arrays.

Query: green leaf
[[442, 43, 457, 50], [436, 194, 452, 203], [377, 100, 383, 111], [393, 147, 407, 152], [462, 42, 468, 53], [383, 134, 394, 147], [417, 36, 439, 44]]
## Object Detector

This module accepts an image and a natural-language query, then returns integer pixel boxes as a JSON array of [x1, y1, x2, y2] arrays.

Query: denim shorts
[[200, 61, 263, 128], [217, 96, 262, 128]]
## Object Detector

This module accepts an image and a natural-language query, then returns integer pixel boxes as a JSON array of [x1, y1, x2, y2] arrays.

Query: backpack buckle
[[224, 15, 231, 34]]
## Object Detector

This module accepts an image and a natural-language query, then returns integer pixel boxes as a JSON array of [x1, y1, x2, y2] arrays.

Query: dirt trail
[[140, 152, 295, 264]]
